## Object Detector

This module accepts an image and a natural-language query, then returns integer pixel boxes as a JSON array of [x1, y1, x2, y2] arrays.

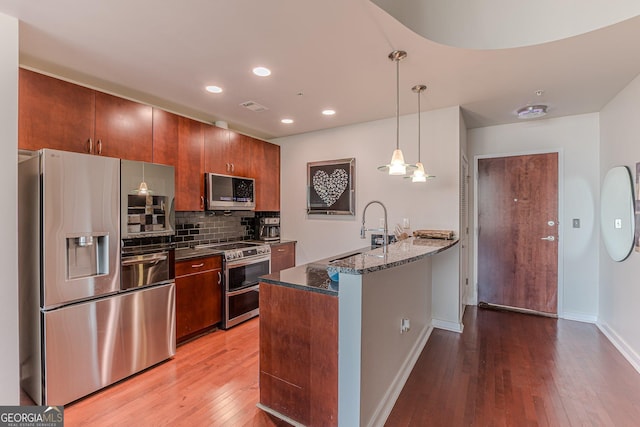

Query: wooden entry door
[[477, 153, 558, 314]]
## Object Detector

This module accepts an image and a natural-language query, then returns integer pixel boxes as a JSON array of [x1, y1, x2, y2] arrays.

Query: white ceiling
[[1, 0, 639, 140]]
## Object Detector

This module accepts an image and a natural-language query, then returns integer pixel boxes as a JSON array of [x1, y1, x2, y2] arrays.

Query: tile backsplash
[[175, 211, 255, 248]]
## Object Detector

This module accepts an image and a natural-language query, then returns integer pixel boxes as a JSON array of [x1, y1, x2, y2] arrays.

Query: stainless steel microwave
[[205, 173, 255, 210]]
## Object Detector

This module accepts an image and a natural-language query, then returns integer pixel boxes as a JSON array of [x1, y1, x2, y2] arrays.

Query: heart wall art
[[307, 158, 355, 215]]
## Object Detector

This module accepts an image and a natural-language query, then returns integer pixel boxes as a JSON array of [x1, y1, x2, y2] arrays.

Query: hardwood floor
[[36, 306, 640, 426], [386, 306, 640, 427], [62, 319, 288, 427]]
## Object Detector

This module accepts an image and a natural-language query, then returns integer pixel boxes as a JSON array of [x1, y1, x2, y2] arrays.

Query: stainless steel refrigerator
[[18, 149, 175, 406]]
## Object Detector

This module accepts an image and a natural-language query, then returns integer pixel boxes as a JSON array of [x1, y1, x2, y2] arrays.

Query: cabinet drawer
[[270, 242, 296, 274], [176, 256, 222, 277]]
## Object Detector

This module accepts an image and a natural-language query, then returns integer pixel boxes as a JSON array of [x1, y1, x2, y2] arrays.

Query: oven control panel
[[225, 245, 271, 261]]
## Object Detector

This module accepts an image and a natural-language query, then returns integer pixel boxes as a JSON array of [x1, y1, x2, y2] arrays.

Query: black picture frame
[[307, 158, 355, 215]]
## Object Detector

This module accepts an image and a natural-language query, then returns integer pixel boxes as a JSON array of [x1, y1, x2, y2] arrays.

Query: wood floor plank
[[22, 305, 640, 426], [386, 306, 640, 427]]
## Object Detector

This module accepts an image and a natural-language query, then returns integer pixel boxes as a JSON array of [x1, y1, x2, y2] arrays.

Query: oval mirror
[[600, 166, 635, 261]]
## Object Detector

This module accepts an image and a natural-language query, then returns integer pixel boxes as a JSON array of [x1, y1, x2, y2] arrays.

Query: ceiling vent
[[240, 101, 268, 112]]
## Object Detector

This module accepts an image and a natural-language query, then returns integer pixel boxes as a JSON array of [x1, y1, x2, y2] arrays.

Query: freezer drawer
[[39, 283, 175, 406]]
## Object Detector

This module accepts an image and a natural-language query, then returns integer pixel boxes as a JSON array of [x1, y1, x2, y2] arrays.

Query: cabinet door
[[176, 117, 204, 211], [203, 125, 230, 174], [152, 108, 179, 166], [227, 131, 253, 176], [251, 139, 280, 211], [19, 68, 95, 153], [175, 269, 218, 341], [270, 242, 295, 273], [94, 92, 153, 161], [175, 256, 222, 342]]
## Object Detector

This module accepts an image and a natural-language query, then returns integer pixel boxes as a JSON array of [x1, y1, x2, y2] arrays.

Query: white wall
[[0, 12, 20, 405], [274, 106, 460, 265], [338, 258, 433, 426], [468, 114, 601, 320], [599, 72, 640, 371]]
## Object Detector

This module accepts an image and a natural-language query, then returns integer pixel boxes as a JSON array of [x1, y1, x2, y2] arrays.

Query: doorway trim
[[472, 148, 565, 317]]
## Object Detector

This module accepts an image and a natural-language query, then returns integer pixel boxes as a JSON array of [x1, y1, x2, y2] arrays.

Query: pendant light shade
[[407, 84, 435, 182], [137, 181, 149, 195], [378, 50, 415, 175], [133, 163, 153, 195]]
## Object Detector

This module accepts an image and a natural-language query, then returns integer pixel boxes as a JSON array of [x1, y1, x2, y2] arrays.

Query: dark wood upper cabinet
[[152, 108, 179, 166], [177, 117, 204, 211], [251, 139, 280, 211], [204, 127, 254, 177], [94, 92, 152, 161], [18, 69, 281, 214], [203, 125, 230, 174], [19, 68, 95, 153], [19, 68, 153, 161]]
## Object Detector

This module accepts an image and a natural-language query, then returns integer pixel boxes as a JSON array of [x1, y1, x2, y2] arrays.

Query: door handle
[[540, 236, 555, 241]]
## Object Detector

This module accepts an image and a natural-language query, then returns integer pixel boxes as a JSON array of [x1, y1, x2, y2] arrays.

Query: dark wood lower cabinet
[[269, 241, 296, 274], [259, 282, 338, 426], [175, 256, 222, 343]]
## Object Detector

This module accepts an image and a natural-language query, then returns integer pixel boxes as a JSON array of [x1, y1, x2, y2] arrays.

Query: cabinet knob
[[200, 196, 205, 209], [191, 263, 205, 268], [96, 139, 102, 155], [217, 271, 222, 284], [87, 138, 93, 154]]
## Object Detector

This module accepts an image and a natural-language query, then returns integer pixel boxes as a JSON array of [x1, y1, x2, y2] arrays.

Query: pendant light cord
[[417, 90, 421, 162], [395, 58, 400, 150]]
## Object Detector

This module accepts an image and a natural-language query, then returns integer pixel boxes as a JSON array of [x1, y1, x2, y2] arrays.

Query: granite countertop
[[260, 237, 458, 295]]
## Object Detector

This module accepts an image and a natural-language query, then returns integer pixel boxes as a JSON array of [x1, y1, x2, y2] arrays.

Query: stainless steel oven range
[[197, 241, 270, 329]]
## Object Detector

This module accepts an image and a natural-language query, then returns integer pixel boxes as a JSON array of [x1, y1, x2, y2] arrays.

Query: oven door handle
[[227, 284, 259, 297], [122, 253, 168, 266], [225, 255, 271, 269]]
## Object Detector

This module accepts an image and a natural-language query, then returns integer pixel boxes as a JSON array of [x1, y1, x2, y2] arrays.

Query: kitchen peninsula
[[258, 237, 458, 427]]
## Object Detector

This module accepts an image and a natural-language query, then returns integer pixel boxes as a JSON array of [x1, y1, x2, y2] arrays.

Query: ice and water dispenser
[[66, 233, 109, 280]]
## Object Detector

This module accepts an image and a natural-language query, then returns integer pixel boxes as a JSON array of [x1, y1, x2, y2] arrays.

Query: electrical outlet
[[615, 218, 622, 229], [401, 318, 411, 334], [402, 218, 410, 229], [572, 218, 580, 228]]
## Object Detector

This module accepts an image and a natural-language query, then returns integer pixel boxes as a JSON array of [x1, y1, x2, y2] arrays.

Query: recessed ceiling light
[[205, 85, 223, 93], [516, 104, 547, 119], [322, 109, 336, 116], [281, 118, 294, 124], [252, 67, 271, 77]]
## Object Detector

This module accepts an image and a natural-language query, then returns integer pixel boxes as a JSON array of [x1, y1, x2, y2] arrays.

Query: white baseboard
[[597, 321, 640, 374], [432, 318, 464, 333], [366, 324, 433, 427], [561, 311, 598, 323]]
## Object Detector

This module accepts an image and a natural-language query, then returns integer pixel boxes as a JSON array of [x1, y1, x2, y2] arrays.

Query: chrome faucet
[[361, 200, 389, 254]]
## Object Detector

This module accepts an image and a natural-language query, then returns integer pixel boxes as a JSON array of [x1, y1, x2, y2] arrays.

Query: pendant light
[[134, 163, 151, 195], [408, 84, 435, 183], [378, 50, 415, 175]]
